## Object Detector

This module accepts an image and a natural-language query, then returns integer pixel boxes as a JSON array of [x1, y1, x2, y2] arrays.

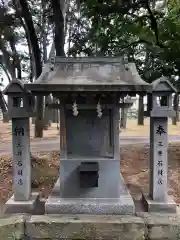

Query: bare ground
[[0, 143, 179, 206], [121, 119, 180, 137], [121, 143, 180, 204]]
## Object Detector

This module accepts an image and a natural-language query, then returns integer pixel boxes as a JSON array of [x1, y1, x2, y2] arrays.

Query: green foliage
[[69, 0, 180, 87], [0, 0, 53, 82], [1, 0, 180, 88]]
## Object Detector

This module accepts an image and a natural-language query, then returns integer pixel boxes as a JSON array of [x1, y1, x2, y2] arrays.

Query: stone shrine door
[[66, 109, 113, 158]]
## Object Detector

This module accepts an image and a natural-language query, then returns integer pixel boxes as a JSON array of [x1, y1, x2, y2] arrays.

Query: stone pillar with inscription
[[142, 77, 177, 213], [3, 79, 39, 214], [12, 118, 31, 201]]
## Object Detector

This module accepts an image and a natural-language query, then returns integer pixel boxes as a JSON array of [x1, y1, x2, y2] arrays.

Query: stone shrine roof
[[3, 79, 31, 95], [25, 57, 151, 93], [151, 76, 177, 93]]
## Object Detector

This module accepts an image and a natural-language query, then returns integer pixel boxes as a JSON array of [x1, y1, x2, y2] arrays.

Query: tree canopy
[[1, 0, 180, 133], [1, 0, 178, 83]]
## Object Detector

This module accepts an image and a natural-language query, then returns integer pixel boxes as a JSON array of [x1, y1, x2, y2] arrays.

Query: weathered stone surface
[[12, 118, 31, 201], [25, 57, 151, 93], [141, 77, 177, 215], [137, 212, 180, 240], [149, 117, 168, 202], [45, 176, 135, 215], [5, 192, 39, 214], [0, 214, 27, 240], [26, 215, 145, 240], [0, 213, 180, 239]]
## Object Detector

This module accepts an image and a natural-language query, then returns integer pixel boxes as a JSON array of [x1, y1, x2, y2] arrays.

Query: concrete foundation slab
[[45, 177, 135, 215], [142, 194, 177, 213], [4, 192, 39, 214]]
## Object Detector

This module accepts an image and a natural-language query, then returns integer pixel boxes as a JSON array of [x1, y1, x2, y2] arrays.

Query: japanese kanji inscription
[[12, 118, 31, 201], [151, 118, 168, 201]]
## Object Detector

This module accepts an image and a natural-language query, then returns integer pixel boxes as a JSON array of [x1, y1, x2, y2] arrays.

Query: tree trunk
[[120, 98, 128, 129], [52, 97, 57, 123], [9, 36, 22, 79], [0, 91, 9, 122], [18, 0, 42, 78], [43, 99, 49, 130], [0, 91, 7, 112], [146, 94, 152, 116], [18, 0, 43, 138], [52, 97, 59, 123], [43, 95, 53, 130], [172, 93, 179, 125], [2, 112, 9, 123], [41, 0, 48, 64], [57, 108, 60, 130], [31, 117, 35, 124], [51, 0, 65, 56], [177, 109, 180, 121], [137, 95, 144, 125], [35, 96, 44, 138], [0, 38, 16, 79], [172, 116, 177, 125], [0, 63, 12, 82], [120, 106, 128, 129]]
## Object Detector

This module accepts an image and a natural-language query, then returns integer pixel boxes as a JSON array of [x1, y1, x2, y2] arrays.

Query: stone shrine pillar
[[149, 117, 168, 201], [3, 79, 39, 214], [142, 77, 177, 213], [12, 118, 31, 201]]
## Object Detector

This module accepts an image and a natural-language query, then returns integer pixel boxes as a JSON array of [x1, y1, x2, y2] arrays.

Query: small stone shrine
[[3, 57, 177, 215], [142, 76, 177, 213], [24, 57, 150, 215]]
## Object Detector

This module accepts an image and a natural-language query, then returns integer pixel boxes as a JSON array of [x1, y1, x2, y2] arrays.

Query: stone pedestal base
[[142, 194, 177, 213], [45, 178, 135, 215], [4, 192, 39, 214]]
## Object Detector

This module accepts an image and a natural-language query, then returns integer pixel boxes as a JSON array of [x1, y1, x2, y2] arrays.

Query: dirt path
[[1, 136, 180, 156]]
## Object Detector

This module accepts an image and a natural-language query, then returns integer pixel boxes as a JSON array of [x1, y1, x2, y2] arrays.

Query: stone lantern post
[[142, 77, 177, 213], [3, 79, 39, 213]]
